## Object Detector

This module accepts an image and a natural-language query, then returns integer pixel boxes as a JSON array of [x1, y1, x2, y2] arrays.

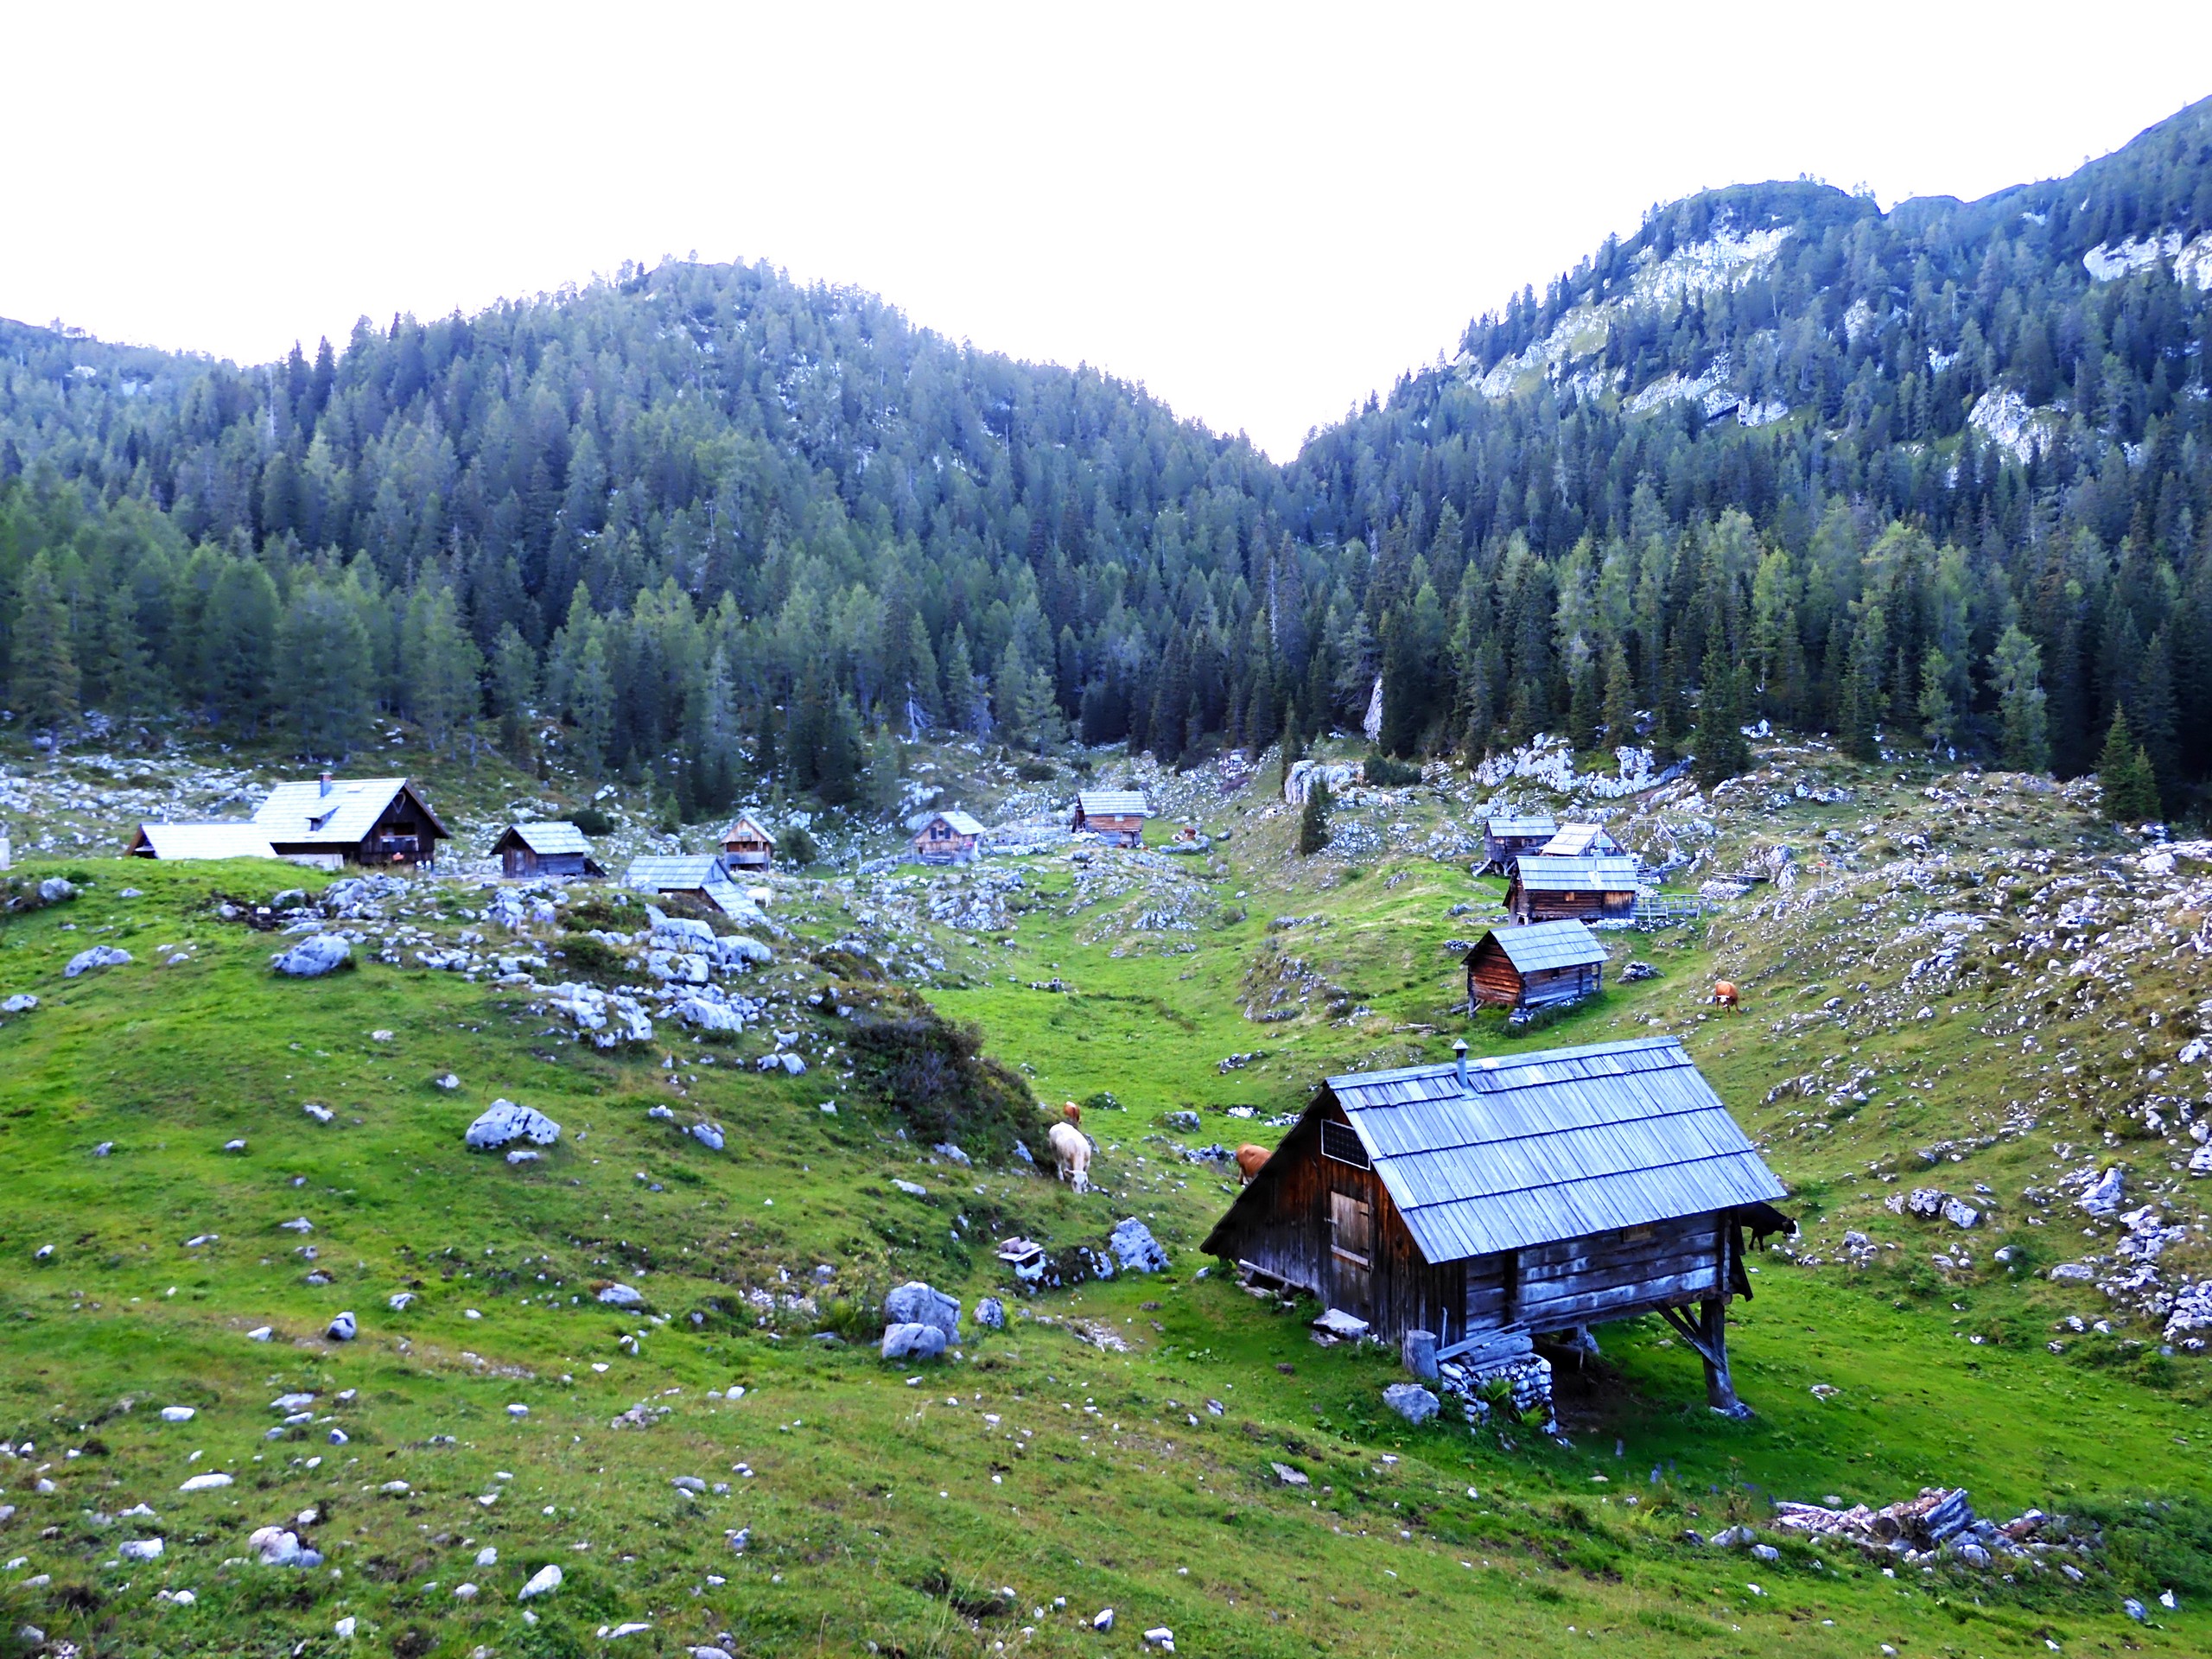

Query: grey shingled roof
[[252, 778, 445, 845], [1076, 790, 1150, 817], [923, 810, 987, 837], [1319, 1037, 1785, 1263], [1472, 920, 1607, 974], [1513, 854, 1642, 893], [131, 822, 279, 861], [623, 855, 752, 916], [1485, 815, 1558, 838], [505, 821, 592, 856]]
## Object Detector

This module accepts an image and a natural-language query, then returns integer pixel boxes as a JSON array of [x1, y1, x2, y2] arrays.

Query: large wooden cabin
[[1463, 921, 1606, 1012], [1505, 854, 1640, 923], [1202, 1037, 1790, 1410], [250, 776, 448, 870], [1071, 789, 1150, 848]]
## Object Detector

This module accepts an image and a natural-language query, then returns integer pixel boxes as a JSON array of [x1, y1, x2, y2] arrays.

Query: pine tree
[[275, 582, 372, 758], [1916, 647, 1959, 755], [1567, 646, 1600, 753], [1296, 776, 1332, 856], [569, 635, 614, 775], [402, 585, 484, 755], [2098, 708, 2161, 823], [9, 553, 78, 736], [490, 624, 537, 757], [1599, 639, 1635, 750]]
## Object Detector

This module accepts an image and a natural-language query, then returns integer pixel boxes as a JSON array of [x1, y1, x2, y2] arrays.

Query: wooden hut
[[1505, 854, 1641, 923], [490, 822, 605, 879], [1535, 823, 1626, 858], [912, 810, 985, 866], [248, 776, 448, 870], [1070, 789, 1150, 848], [1200, 1037, 1790, 1411], [624, 855, 754, 918], [1480, 814, 1558, 873], [1464, 921, 1606, 1012], [125, 823, 279, 861], [719, 815, 775, 874]]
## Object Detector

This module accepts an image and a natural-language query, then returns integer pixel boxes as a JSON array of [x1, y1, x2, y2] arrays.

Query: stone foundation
[[1437, 1351, 1555, 1433]]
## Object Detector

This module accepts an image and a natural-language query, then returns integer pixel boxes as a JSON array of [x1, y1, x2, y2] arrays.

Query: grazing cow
[[1713, 980, 1739, 1009], [1061, 1100, 1082, 1128], [1047, 1121, 1091, 1193], [1234, 1143, 1271, 1185]]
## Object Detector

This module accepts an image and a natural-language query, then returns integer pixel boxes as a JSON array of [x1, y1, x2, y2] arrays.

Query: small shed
[[251, 776, 448, 870], [1464, 920, 1607, 1011], [125, 823, 280, 861], [912, 810, 986, 865], [1071, 790, 1150, 848], [1200, 1037, 1790, 1411], [491, 822, 605, 880], [1505, 854, 1641, 923], [1536, 823, 1626, 859], [719, 815, 774, 873], [624, 855, 754, 918], [1481, 814, 1558, 873]]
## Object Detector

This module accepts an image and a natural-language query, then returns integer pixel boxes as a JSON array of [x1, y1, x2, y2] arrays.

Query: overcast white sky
[[5, 3, 2209, 458]]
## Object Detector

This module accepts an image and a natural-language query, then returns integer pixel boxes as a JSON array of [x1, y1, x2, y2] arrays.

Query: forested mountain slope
[[6, 97, 2212, 816]]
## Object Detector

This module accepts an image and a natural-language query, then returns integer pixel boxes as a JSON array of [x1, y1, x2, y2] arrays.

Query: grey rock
[[1941, 1198, 1980, 1230], [1162, 1109, 1201, 1133], [1270, 1462, 1310, 1486], [1109, 1217, 1169, 1273], [671, 1476, 707, 1494], [64, 944, 132, 977], [505, 1149, 540, 1166], [974, 1297, 1005, 1331], [465, 1099, 562, 1150], [1092, 1609, 1115, 1631], [0, 995, 36, 1014], [2080, 1167, 2126, 1217], [885, 1281, 962, 1340], [37, 876, 77, 904], [1401, 1329, 1440, 1379], [118, 1537, 162, 1561], [270, 935, 349, 978], [690, 1122, 726, 1152], [1382, 1382, 1440, 1425], [1953, 1542, 1991, 1568], [2124, 1597, 2146, 1622], [880, 1322, 947, 1361], [325, 1311, 356, 1342], [1750, 1542, 1780, 1562], [597, 1283, 645, 1308], [518, 1563, 563, 1599], [931, 1141, 972, 1166]]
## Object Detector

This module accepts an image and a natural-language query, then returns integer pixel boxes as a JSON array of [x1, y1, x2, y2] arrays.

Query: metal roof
[[1076, 790, 1150, 817], [1484, 815, 1558, 837], [1317, 1037, 1784, 1263], [624, 856, 751, 916], [501, 821, 592, 856], [1512, 854, 1642, 893], [1538, 823, 1621, 857], [922, 810, 987, 836], [252, 778, 445, 845], [1471, 920, 1608, 974], [130, 822, 279, 861]]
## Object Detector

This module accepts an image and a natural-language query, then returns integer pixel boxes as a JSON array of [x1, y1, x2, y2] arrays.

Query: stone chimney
[[319, 772, 334, 797]]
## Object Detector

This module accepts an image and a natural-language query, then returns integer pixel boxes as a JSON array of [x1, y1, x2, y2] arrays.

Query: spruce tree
[[1692, 643, 1749, 786], [1988, 626, 2050, 773], [2098, 708, 2161, 823], [490, 624, 537, 757], [9, 553, 78, 736], [1296, 776, 1332, 856], [1600, 639, 1635, 749]]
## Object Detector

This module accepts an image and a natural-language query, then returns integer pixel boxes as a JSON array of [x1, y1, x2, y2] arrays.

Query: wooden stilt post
[[1697, 1299, 1744, 1415]]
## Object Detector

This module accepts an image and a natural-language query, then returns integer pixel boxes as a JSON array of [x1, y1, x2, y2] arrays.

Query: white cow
[[1047, 1122, 1091, 1194]]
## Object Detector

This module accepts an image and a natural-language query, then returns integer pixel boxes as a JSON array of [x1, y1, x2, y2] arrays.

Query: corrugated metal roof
[[131, 822, 279, 861], [1319, 1036, 1785, 1262], [1076, 790, 1150, 817], [1473, 920, 1607, 973], [505, 821, 592, 856], [1485, 816, 1558, 837], [253, 778, 444, 845], [1538, 823, 1622, 857], [923, 810, 987, 836], [1512, 854, 1642, 893]]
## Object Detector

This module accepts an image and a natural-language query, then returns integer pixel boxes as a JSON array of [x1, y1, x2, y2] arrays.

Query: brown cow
[[1713, 980, 1739, 1009], [1235, 1144, 1271, 1184], [1061, 1100, 1082, 1128]]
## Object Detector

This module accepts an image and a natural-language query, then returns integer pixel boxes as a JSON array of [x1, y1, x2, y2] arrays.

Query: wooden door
[[1330, 1191, 1373, 1319]]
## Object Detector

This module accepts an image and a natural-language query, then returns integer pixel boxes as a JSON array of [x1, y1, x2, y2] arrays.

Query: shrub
[[842, 986, 1043, 1160], [560, 892, 634, 931], [570, 805, 615, 837], [1362, 751, 1421, 787], [553, 936, 635, 981], [777, 823, 819, 865], [1015, 758, 1057, 782]]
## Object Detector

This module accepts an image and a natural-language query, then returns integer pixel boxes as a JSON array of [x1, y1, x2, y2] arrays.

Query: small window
[[1321, 1120, 1370, 1169]]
